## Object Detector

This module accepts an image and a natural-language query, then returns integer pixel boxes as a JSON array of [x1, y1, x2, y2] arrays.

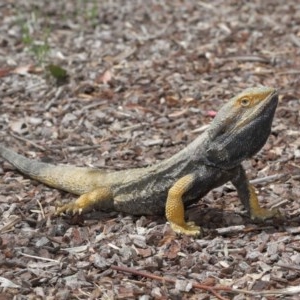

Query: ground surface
[[0, 1, 300, 299]]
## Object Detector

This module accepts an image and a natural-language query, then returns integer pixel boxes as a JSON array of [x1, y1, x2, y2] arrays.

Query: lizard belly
[[113, 189, 167, 215], [112, 165, 237, 216]]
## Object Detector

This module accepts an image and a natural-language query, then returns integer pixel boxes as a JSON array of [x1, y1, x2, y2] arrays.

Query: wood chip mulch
[[0, 1, 300, 299]]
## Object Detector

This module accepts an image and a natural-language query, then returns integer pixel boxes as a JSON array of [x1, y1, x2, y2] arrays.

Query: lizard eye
[[240, 98, 250, 107]]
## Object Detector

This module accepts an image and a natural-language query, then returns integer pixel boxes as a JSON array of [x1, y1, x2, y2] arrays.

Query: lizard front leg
[[231, 165, 281, 220], [165, 174, 201, 236], [56, 187, 113, 215]]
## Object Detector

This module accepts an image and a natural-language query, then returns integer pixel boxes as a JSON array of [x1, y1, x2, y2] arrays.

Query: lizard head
[[205, 87, 278, 169]]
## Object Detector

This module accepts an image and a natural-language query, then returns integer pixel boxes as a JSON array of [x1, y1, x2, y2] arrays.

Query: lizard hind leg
[[56, 186, 113, 215], [165, 174, 201, 236]]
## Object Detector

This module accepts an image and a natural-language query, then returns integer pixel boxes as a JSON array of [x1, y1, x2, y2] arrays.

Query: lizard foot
[[170, 221, 202, 237], [55, 188, 112, 216], [250, 207, 281, 221], [55, 202, 84, 216]]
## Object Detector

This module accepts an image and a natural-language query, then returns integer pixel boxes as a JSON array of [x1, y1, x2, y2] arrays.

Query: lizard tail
[[0, 144, 101, 195], [0, 144, 48, 178]]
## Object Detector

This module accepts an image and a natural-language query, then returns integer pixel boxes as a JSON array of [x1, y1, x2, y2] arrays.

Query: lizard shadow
[[187, 205, 248, 229], [63, 200, 295, 235], [186, 205, 295, 232], [82, 205, 288, 231]]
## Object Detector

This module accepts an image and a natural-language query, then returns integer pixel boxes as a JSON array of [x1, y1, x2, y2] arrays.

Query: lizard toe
[[251, 207, 282, 221], [170, 221, 203, 237]]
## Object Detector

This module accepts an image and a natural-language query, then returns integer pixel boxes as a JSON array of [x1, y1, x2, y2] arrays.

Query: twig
[[215, 225, 276, 236], [67, 144, 108, 152], [233, 285, 300, 296], [9, 133, 46, 152], [275, 263, 300, 272], [214, 224, 278, 236], [0, 216, 22, 234], [111, 265, 231, 300], [250, 173, 287, 185], [215, 225, 245, 235], [19, 252, 60, 263], [36, 199, 46, 219], [111, 265, 300, 297], [220, 55, 270, 64], [278, 70, 300, 75]]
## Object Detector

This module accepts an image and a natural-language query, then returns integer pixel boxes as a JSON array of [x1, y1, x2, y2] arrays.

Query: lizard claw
[[250, 207, 282, 221], [56, 197, 89, 216], [170, 221, 203, 237], [56, 203, 81, 216], [55, 203, 64, 216]]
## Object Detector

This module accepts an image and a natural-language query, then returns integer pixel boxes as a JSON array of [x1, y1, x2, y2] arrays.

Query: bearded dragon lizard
[[0, 87, 280, 235]]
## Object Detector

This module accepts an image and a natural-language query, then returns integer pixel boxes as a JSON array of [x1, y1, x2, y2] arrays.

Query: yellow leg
[[165, 174, 201, 236], [248, 184, 280, 220], [56, 187, 113, 215]]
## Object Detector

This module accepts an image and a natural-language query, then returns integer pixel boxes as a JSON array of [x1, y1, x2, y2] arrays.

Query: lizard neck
[[148, 132, 210, 175]]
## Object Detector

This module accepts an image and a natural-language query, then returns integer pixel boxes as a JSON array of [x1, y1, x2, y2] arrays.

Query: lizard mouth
[[261, 88, 278, 111], [253, 88, 278, 125]]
